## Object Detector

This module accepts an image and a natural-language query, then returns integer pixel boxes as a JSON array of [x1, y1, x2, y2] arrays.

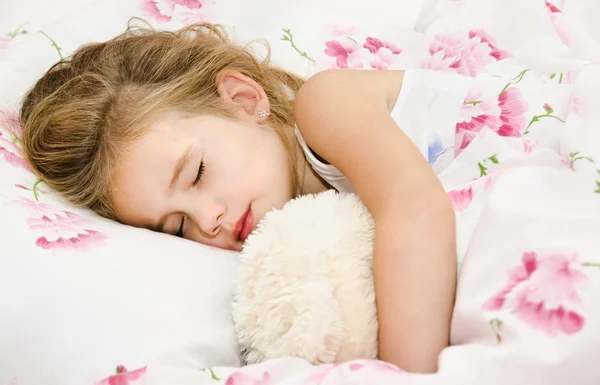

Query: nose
[[194, 197, 227, 236]]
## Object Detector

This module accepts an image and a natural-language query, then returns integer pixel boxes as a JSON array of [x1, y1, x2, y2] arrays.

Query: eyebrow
[[170, 144, 193, 191]]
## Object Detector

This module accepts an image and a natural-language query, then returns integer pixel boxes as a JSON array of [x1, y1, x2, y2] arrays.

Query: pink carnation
[[13, 197, 108, 251], [455, 86, 528, 153], [423, 29, 510, 77], [483, 250, 587, 336], [140, 0, 215, 23], [28, 212, 108, 251], [323, 39, 365, 69], [363, 37, 402, 70]]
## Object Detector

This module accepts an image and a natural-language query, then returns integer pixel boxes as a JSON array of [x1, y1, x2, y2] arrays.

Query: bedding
[[2, 0, 600, 384]]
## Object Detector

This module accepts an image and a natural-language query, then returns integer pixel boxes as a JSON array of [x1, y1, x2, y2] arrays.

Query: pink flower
[[455, 88, 501, 152], [363, 37, 402, 70], [0, 131, 29, 170], [225, 365, 271, 385], [12, 196, 58, 218], [324, 40, 364, 69], [483, 250, 587, 336], [447, 187, 473, 211], [140, 0, 215, 23], [363, 37, 402, 55], [496, 88, 528, 137], [369, 48, 396, 70], [5, 378, 18, 385], [422, 29, 510, 77], [12, 197, 108, 250], [468, 30, 510, 61], [94, 367, 146, 385], [28, 212, 108, 250], [545, 1, 561, 13], [455, 87, 528, 152]]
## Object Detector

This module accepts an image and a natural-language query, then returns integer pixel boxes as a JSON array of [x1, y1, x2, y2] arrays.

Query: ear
[[217, 70, 271, 122]]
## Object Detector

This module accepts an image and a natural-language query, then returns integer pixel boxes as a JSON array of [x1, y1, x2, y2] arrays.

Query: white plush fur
[[232, 190, 378, 365]]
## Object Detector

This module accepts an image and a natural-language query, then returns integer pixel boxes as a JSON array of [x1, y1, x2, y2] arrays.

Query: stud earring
[[257, 110, 271, 118]]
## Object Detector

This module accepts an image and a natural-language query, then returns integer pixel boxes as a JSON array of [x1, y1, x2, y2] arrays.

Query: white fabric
[[294, 68, 474, 193]]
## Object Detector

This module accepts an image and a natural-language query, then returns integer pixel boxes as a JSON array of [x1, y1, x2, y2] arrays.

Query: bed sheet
[[2, 0, 600, 384]]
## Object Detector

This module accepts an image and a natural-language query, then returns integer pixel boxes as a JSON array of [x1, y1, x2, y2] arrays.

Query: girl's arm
[[294, 69, 457, 373]]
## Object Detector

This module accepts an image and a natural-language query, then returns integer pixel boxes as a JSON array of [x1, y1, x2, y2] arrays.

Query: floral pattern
[[447, 187, 473, 212], [321, 35, 402, 70], [455, 80, 528, 153], [225, 364, 272, 385], [301, 360, 405, 385], [524, 103, 565, 135], [0, 131, 29, 170], [0, 111, 29, 171], [12, 197, 108, 251], [140, 0, 215, 23], [2, 22, 28, 50], [282, 26, 402, 70], [483, 250, 587, 337], [422, 29, 510, 77], [93, 366, 147, 385]]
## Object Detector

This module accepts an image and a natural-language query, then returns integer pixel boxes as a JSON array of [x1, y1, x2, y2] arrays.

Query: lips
[[233, 206, 254, 242]]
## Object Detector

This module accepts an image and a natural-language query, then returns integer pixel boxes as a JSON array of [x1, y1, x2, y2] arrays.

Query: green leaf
[[488, 155, 499, 164]]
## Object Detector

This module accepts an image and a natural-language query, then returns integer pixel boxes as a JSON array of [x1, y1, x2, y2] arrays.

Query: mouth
[[233, 205, 254, 243]]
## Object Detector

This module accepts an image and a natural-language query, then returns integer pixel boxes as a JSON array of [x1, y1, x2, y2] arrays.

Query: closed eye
[[175, 216, 185, 238], [193, 161, 204, 186]]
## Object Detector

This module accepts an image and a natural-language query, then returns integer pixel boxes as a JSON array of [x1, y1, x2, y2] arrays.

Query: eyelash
[[175, 161, 205, 238], [175, 217, 185, 238], [193, 161, 204, 186]]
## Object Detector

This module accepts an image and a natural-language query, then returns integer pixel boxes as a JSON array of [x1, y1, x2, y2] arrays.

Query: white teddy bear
[[232, 190, 378, 365]]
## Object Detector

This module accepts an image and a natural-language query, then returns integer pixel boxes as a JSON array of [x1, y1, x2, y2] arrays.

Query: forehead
[[110, 114, 192, 226]]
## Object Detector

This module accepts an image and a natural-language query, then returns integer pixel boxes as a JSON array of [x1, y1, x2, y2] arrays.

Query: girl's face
[[111, 109, 295, 251]]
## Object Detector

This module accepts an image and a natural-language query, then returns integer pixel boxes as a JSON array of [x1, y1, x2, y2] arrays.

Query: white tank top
[[294, 69, 474, 193]]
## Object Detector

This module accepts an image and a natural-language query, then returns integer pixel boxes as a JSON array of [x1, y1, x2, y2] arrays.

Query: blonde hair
[[20, 19, 305, 220]]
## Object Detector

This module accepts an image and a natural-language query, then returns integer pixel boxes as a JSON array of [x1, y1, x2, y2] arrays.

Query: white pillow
[[1, 3, 243, 385], [0, 128, 242, 385]]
